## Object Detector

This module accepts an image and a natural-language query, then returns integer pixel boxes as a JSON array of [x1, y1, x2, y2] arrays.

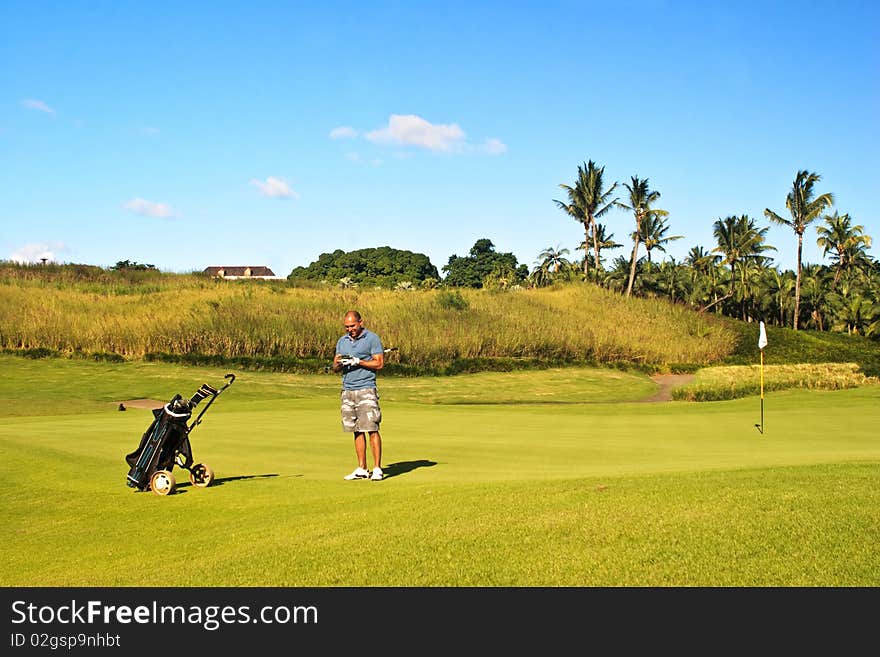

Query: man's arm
[[336, 352, 383, 370], [360, 351, 384, 371]]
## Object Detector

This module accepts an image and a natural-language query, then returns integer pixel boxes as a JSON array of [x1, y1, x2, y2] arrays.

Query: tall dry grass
[[673, 362, 880, 401], [0, 273, 736, 371]]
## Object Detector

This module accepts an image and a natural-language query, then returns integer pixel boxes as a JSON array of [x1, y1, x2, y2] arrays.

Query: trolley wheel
[[150, 470, 176, 496], [189, 463, 214, 488]]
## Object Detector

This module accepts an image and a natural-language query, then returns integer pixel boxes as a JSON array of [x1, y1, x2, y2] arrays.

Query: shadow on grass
[[381, 460, 437, 480], [173, 473, 281, 492]]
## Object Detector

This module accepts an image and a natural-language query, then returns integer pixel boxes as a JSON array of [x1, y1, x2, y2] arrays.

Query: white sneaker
[[371, 467, 384, 481], [344, 467, 370, 480]]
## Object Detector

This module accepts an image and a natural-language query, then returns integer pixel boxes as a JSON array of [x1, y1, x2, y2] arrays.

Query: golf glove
[[340, 355, 361, 367]]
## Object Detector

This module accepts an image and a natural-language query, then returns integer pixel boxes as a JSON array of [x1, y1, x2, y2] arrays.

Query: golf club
[[339, 347, 398, 367]]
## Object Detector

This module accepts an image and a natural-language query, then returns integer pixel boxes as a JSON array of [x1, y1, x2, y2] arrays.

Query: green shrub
[[436, 290, 469, 311]]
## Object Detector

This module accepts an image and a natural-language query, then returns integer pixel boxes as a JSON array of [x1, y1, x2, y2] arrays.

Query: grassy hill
[[2, 262, 879, 376]]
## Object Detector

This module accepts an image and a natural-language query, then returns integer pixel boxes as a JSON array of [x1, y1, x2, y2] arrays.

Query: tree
[[764, 170, 834, 329], [442, 239, 525, 288], [553, 161, 618, 280], [484, 263, 522, 290], [529, 245, 572, 288], [111, 260, 156, 271], [684, 245, 718, 273], [578, 222, 622, 274], [528, 264, 553, 288], [797, 264, 833, 330], [605, 253, 647, 295], [683, 246, 722, 310], [288, 246, 439, 288], [711, 215, 775, 318], [756, 267, 796, 327], [639, 212, 683, 264], [618, 176, 665, 297], [535, 245, 571, 274], [827, 281, 879, 336], [816, 211, 873, 288]]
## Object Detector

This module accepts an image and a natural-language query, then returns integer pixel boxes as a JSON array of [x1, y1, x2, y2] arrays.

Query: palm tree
[[683, 245, 721, 310], [553, 161, 618, 279], [619, 176, 665, 297], [535, 245, 571, 274], [578, 222, 622, 273], [827, 281, 879, 336], [528, 264, 553, 288], [639, 212, 683, 264], [759, 268, 796, 327], [737, 258, 774, 322], [711, 215, 775, 319], [764, 170, 834, 330], [605, 254, 638, 294], [797, 264, 832, 330], [712, 215, 774, 292], [684, 245, 718, 273], [655, 257, 687, 304], [816, 211, 873, 288]]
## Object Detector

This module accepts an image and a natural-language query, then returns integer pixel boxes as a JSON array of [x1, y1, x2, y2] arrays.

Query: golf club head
[[754, 423, 763, 434]]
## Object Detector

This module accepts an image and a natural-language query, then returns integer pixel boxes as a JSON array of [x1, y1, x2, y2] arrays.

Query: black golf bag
[[125, 374, 235, 495]]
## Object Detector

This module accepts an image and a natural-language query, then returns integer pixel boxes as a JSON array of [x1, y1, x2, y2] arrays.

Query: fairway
[[1, 356, 878, 586]]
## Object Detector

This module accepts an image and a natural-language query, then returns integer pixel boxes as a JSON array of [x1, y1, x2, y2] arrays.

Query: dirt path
[[640, 374, 695, 402]]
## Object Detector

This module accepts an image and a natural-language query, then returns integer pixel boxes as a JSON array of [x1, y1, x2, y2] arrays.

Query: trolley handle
[[187, 373, 236, 432]]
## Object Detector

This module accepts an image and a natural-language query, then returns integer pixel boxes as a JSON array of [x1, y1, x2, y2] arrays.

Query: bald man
[[332, 310, 386, 481]]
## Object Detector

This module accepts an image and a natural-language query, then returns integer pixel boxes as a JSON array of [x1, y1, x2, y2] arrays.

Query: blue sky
[[2, 0, 878, 276]]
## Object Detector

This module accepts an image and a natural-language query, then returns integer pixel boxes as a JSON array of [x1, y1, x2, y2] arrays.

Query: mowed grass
[[1, 356, 878, 586]]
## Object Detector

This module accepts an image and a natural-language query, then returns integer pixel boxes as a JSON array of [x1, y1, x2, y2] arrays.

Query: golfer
[[332, 310, 386, 481]]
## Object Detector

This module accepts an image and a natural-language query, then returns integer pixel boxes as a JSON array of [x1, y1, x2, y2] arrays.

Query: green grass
[[1, 355, 878, 586]]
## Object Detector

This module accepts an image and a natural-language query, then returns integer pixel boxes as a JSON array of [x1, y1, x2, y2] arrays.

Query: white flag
[[758, 321, 768, 350]]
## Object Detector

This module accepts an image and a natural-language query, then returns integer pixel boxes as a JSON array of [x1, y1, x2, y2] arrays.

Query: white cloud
[[11, 241, 67, 264], [337, 114, 506, 157], [250, 176, 299, 199], [480, 138, 508, 155], [21, 99, 55, 114], [366, 114, 465, 152], [330, 126, 358, 139], [123, 197, 178, 218]]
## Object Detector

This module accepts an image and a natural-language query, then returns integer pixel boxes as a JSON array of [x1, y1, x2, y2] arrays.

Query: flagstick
[[758, 348, 764, 434], [755, 321, 767, 434]]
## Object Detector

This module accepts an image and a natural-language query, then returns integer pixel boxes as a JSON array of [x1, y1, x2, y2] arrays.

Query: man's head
[[343, 310, 364, 338]]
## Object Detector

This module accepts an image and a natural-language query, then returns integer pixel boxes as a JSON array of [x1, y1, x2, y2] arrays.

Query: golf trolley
[[125, 373, 235, 495]]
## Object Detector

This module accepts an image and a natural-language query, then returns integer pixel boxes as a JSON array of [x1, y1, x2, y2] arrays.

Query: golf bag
[[125, 373, 235, 495]]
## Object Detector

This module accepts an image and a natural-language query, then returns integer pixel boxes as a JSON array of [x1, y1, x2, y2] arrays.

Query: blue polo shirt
[[336, 328, 384, 390]]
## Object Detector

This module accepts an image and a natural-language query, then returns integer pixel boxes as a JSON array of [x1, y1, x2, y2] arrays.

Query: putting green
[[1, 356, 878, 586]]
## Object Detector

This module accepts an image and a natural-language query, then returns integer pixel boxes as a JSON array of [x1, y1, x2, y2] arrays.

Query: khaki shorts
[[341, 388, 382, 433]]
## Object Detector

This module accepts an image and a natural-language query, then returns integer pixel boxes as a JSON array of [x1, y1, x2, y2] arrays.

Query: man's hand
[[340, 355, 361, 367]]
